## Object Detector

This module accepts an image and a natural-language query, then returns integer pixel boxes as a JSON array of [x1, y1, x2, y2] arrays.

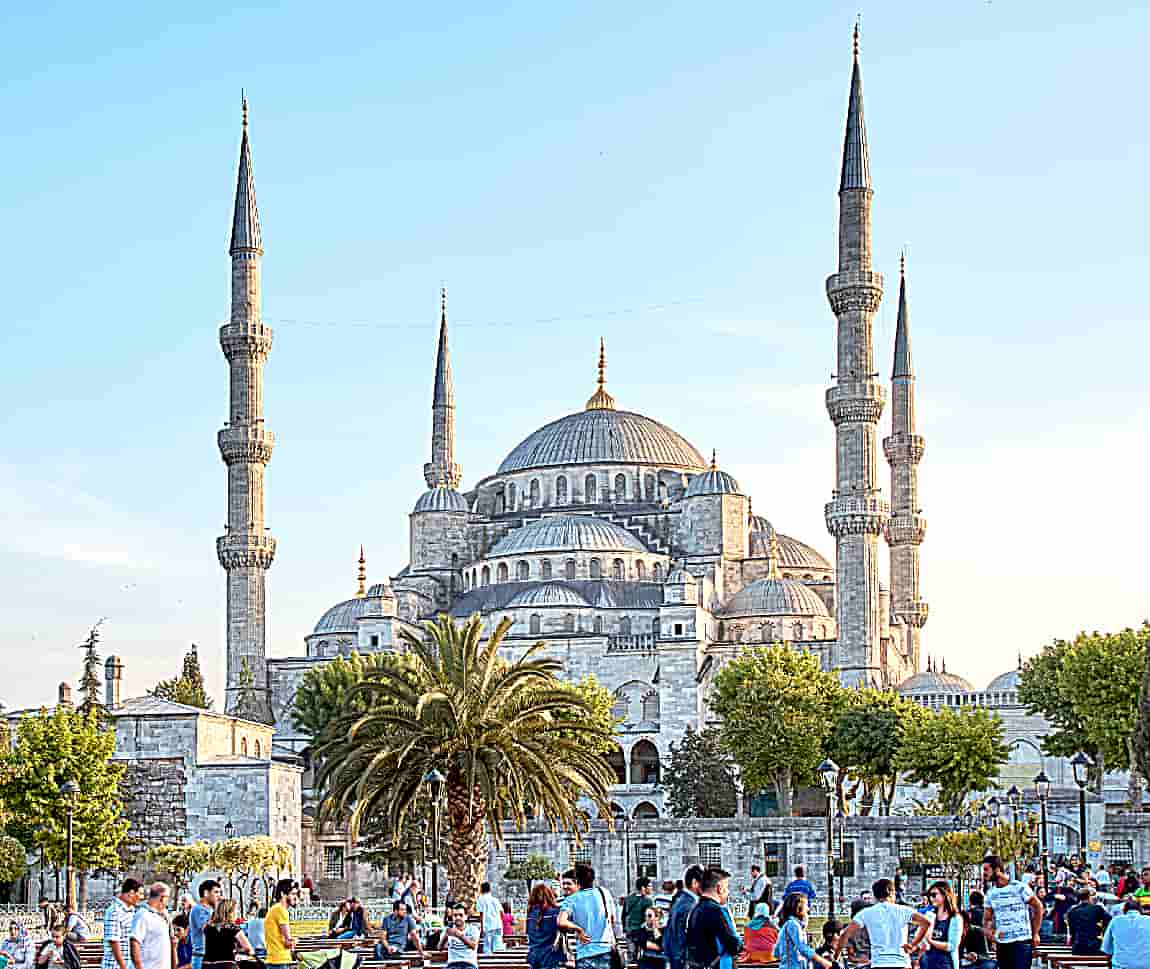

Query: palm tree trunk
[[446, 777, 489, 913]]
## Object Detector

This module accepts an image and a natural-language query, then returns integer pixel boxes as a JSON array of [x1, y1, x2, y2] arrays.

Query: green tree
[[504, 852, 557, 893], [897, 706, 1008, 814], [0, 706, 129, 906], [0, 836, 26, 884], [292, 651, 399, 743], [710, 646, 845, 815], [662, 727, 738, 818], [151, 644, 212, 709], [77, 622, 106, 718], [315, 613, 616, 911]]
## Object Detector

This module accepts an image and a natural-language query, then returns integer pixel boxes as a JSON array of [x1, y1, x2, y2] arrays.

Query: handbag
[[596, 888, 624, 969]]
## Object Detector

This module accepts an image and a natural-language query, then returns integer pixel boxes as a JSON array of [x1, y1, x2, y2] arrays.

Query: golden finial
[[585, 337, 616, 411], [242, 90, 248, 129], [710, 449, 718, 471], [356, 545, 367, 598]]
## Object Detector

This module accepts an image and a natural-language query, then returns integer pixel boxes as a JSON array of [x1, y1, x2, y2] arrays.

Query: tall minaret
[[883, 255, 927, 670], [423, 288, 462, 489], [216, 96, 276, 723], [824, 25, 889, 687]]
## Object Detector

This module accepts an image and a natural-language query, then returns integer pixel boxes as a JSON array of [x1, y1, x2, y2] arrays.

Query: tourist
[[1103, 897, 1150, 969], [189, 881, 222, 969], [178, 897, 195, 919], [344, 899, 368, 939], [844, 899, 871, 969], [919, 881, 963, 969], [654, 882, 675, 914], [439, 904, 480, 969], [1066, 887, 1110, 956], [783, 867, 817, 905], [836, 878, 930, 969], [130, 883, 175, 969], [981, 854, 1043, 969], [959, 891, 992, 969], [502, 901, 515, 938], [61, 906, 87, 944], [526, 884, 564, 969], [746, 865, 768, 920], [1095, 864, 1113, 891], [622, 878, 655, 963], [171, 916, 192, 969], [815, 920, 842, 965], [301, 875, 316, 904], [375, 900, 422, 957], [752, 880, 775, 919], [35, 927, 70, 969], [39, 900, 59, 933], [774, 893, 831, 969], [1134, 867, 1150, 910], [476, 882, 505, 953], [561, 870, 578, 899], [664, 866, 704, 969], [242, 909, 266, 959], [557, 863, 620, 969], [327, 900, 351, 938], [741, 903, 779, 965], [103, 879, 145, 969], [202, 899, 255, 969], [1115, 867, 1138, 899], [636, 905, 666, 969], [683, 867, 741, 969], [263, 879, 298, 969], [3, 923, 35, 969]]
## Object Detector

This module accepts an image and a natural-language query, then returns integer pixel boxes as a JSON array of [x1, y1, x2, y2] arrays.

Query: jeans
[[575, 954, 613, 969], [483, 931, 503, 954], [995, 941, 1033, 969], [333, 931, 356, 941], [192, 955, 203, 969], [627, 931, 646, 963]]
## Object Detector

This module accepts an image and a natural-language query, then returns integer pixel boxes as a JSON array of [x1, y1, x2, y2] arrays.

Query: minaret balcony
[[220, 321, 273, 361], [218, 425, 276, 465], [826, 382, 885, 425], [894, 601, 929, 627], [882, 434, 925, 464], [826, 270, 884, 314], [824, 494, 888, 537], [216, 531, 277, 570], [885, 514, 927, 546]]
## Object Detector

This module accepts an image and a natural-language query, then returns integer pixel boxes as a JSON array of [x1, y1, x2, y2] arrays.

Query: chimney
[[58, 682, 73, 707], [104, 656, 123, 709]]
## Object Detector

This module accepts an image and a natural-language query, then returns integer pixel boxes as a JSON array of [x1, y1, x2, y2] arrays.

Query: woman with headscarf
[[741, 902, 779, 964]]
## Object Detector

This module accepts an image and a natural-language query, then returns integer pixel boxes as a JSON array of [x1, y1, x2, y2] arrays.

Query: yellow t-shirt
[[264, 902, 292, 965]]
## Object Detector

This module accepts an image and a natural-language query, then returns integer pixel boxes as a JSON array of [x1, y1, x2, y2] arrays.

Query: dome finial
[[242, 89, 248, 128], [853, 15, 860, 58], [356, 545, 367, 598], [585, 336, 616, 411], [710, 448, 718, 470]]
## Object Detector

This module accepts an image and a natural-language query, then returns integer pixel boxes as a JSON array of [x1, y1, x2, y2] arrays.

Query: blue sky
[[2, 2, 1148, 708]]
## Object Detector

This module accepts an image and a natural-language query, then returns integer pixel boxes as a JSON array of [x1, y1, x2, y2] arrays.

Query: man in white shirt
[[439, 905, 480, 969], [1096, 865, 1113, 890], [746, 865, 768, 919], [835, 877, 930, 968], [981, 854, 1043, 969], [131, 882, 173, 969], [474, 882, 504, 953]]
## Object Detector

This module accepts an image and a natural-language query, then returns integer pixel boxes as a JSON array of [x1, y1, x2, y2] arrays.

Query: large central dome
[[498, 409, 707, 474]]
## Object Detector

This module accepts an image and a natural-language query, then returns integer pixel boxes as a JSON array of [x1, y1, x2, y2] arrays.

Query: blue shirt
[[101, 898, 138, 969], [189, 903, 212, 956], [560, 887, 615, 960], [782, 879, 817, 903], [665, 890, 698, 969], [526, 906, 564, 969], [774, 919, 816, 969], [1102, 911, 1150, 969], [243, 919, 266, 954]]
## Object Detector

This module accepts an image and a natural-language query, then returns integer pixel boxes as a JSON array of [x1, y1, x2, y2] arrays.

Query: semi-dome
[[507, 584, 590, 608], [748, 516, 833, 572], [488, 515, 648, 557], [898, 668, 975, 695], [685, 459, 741, 497], [986, 668, 1022, 693], [721, 577, 831, 618], [497, 409, 706, 475], [313, 597, 370, 634], [413, 486, 469, 513]]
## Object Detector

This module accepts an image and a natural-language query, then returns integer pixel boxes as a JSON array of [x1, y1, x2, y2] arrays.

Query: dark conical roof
[[839, 25, 872, 192], [229, 97, 262, 253], [893, 254, 913, 378], [433, 288, 453, 408]]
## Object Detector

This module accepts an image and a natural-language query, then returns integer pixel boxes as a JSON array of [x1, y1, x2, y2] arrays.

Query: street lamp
[[835, 808, 847, 905], [417, 818, 429, 895], [960, 808, 974, 831], [1071, 752, 1093, 861], [1034, 770, 1051, 888], [224, 820, 235, 840], [424, 769, 446, 912], [1006, 786, 1023, 877], [987, 796, 1002, 825], [816, 758, 838, 920], [58, 780, 79, 912]]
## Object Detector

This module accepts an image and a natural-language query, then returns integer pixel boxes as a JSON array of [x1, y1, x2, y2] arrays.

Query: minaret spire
[[424, 287, 462, 489], [585, 337, 616, 411], [824, 25, 889, 687], [356, 545, 367, 598], [884, 254, 928, 672], [217, 97, 276, 723]]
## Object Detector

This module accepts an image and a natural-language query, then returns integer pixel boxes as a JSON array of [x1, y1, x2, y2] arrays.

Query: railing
[[606, 634, 657, 653]]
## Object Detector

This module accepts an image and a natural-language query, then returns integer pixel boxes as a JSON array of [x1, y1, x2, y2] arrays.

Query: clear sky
[[3, 1, 1148, 709]]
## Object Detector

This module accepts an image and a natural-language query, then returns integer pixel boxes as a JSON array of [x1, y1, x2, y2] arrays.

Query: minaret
[[824, 25, 889, 687], [423, 288, 462, 489], [356, 545, 367, 598], [216, 96, 276, 723], [883, 254, 928, 669]]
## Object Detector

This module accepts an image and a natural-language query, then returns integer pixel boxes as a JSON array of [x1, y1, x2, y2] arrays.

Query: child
[[500, 901, 514, 938], [172, 914, 193, 969], [637, 905, 666, 969], [35, 928, 67, 968], [816, 920, 843, 968]]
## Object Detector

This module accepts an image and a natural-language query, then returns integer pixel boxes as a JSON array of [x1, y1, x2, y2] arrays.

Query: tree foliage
[[77, 622, 106, 718], [897, 706, 1008, 814], [662, 727, 737, 818], [0, 707, 128, 873], [504, 852, 557, 889], [315, 614, 617, 911], [1018, 641, 1101, 779], [152, 644, 212, 709], [292, 651, 397, 743], [151, 837, 292, 904], [912, 821, 1035, 870], [710, 646, 845, 815], [0, 836, 26, 884], [150, 841, 214, 889]]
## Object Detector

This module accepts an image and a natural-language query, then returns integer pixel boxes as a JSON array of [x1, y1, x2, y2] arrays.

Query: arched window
[[633, 801, 659, 820], [593, 615, 603, 634], [565, 558, 577, 580], [529, 614, 541, 635], [605, 748, 627, 785], [563, 613, 575, 633], [619, 616, 632, 636], [497, 562, 509, 583], [556, 475, 568, 504], [590, 558, 602, 579], [614, 473, 627, 501], [516, 560, 529, 581], [494, 489, 506, 514], [241, 738, 249, 756], [481, 566, 491, 586], [530, 478, 541, 507], [254, 740, 261, 758], [630, 739, 661, 785], [507, 482, 517, 510], [585, 474, 597, 503], [652, 563, 662, 582], [644, 475, 656, 501], [611, 692, 629, 721], [612, 558, 625, 580], [451, 552, 459, 571], [792, 621, 803, 639], [541, 560, 552, 580], [635, 560, 646, 580]]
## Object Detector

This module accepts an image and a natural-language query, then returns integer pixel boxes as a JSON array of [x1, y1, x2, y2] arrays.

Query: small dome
[[721, 577, 831, 618], [313, 597, 371, 634], [685, 464, 741, 497], [413, 487, 469, 513], [507, 584, 590, 608], [489, 515, 648, 557], [366, 582, 395, 598], [748, 516, 832, 572], [898, 668, 975, 695], [986, 668, 1022, 693]]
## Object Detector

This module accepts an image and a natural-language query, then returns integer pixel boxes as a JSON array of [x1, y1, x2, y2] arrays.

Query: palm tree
[[315, 613, 617, 910]]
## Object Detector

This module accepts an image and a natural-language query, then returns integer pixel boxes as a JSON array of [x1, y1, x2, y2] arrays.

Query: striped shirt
[[102, 898, 139, 969]]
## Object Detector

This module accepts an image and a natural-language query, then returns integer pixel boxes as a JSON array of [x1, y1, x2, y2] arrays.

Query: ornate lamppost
[[1070, 752, 1092, 863], [1034, 771, 1051, 888], [59, 780, 79, 912], [816, 759, 838, 920], [424, 769, 445, 913]]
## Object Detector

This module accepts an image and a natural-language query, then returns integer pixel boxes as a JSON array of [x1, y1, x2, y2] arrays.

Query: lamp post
[[59, 780, 79, 912], [835, 808, 847, 904], [417, 818, 429, 896], [987, 796, 1002, 826], [424, 769, 445, 913], [1034, 771, 1051, 889], [224, 820, 235, 840], [816, 758, 838, 920], [1071, 752, 1093, 862], [1007, 786, 1023, 877]]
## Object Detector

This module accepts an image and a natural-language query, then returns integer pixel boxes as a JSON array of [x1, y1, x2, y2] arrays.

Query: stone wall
[[118, 758, 188, 861]]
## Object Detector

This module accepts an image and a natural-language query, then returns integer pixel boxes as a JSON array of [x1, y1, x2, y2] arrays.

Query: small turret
[[58, 682, 73, 707], [104, 656, 123, 709]]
